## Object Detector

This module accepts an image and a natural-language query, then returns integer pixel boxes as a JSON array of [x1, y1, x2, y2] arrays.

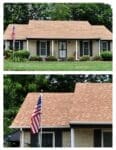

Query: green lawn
[[4, 60, 112, 71]]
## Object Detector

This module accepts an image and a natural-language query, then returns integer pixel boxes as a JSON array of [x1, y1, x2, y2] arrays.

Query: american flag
[[11, 25, 15, 41], [31, 95, 42, 134]]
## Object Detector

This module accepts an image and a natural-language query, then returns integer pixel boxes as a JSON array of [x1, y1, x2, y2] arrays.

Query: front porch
[[4, 39, 112, 60], [27, 39, 98, 60], [19, 123, 112, 147]]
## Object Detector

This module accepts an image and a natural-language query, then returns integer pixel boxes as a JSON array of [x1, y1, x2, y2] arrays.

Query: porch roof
[[10, 83, 112, 129], [4, 20, 112, 40]]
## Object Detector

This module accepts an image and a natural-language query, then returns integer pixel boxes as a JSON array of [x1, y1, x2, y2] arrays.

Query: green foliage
[[80, 55, 90, 61], [4, 50, 13, 59], [29, 56, 43, 61], [100, 51, 112, 61], [13, 50, 30, 61], [4, 108, 18, 135], [46, 56, 57, 61], [92, 55, 102, 61], [4, 60, 112, 71], [67, 56, 75, 61], [50, 3, 71, 20], [4, 3, 112, 31], [14, 50, 30, 59]]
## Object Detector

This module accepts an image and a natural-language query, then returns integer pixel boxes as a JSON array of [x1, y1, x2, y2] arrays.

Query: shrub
[[80, 55, 90, 61], [100, 51, 112, 61], [46, 56, 57, 61], [14, 50, 30, 59], [4, 50, 13, 59], [29, 56, 42, 61], [92, 55, 102, 61], [67, 56, 75, 61]]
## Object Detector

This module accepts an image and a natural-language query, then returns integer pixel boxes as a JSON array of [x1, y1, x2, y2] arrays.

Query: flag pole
[[40, 89, 43, 147]]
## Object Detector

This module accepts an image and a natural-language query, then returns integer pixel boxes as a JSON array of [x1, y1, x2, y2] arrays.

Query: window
[[102, 130, 112, 147], [39, 132, 55, 147], [82, 40, 90, 55], [9, 40, 23, 50], [101, 41, 108, 51], [39, 40, 47, 57], [94, 129, 112, 147], [59, 40, 67, 58]]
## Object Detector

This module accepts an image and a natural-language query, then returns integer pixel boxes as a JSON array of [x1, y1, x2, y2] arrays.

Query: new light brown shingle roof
[[10, 83, 112, 128], [4, 20, 112, 40]]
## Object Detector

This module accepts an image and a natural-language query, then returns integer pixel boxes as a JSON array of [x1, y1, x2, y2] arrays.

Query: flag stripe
[[31, 95, 42, 134]]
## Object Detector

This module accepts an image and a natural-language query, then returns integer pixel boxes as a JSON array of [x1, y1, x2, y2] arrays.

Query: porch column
[[98, 40, 101, 56], [20, 128, 24, 147], [5, 40, 8, 50], [71, 128, 75, 147], [26, 39, 29, 51], [75, 40, 78, 60], [51, 40, 54, 56]]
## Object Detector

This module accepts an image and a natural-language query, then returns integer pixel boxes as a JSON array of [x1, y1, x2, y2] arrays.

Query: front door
[[40, 40, 47, 57], [59, 40, 67, 59], [83, 40, 90, 55]]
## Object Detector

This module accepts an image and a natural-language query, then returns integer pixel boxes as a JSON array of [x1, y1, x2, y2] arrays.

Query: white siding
[[75, 128, 94, 147]]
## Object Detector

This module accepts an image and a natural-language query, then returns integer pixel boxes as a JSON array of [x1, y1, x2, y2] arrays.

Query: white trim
[[20, 128, 24, 147], [51, 40, 54, 56], [26, 39, 29, 51], [75, 40, 78, 60], [99, 40, 101, 56], [10, 125, 70, 129], [70, 121, 112, 125], [71, 128, 75, 147], [5, 40, 8, 50], [40, 131, 55, 147]]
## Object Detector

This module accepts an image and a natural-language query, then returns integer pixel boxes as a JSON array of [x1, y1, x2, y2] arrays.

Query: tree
[[4, 3, 29, 30], [4, 3, 112, 31], [49, 3, 71, 20], [70, 3, 112, 31]]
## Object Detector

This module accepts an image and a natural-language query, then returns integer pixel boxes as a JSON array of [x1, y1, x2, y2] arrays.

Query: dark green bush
[[67, 56, 75, 61], [100, 51, 112, 61], [14, 50, 30, 59], [4, 50, 13, 59], [29, 56, 42, 61], [46, 56, 57, 61], [80, 55, 90, 61], [92, 55, 102, 61]]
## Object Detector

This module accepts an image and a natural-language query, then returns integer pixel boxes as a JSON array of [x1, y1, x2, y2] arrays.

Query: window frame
[[101, 129, 112, 147], [39, 40, 48, 57], [102, 41, 108, 51], [58, 40, 67, 58], [82, 40, 90, 56], [9, 40, 23, 50], [40, 131, 55, 147]]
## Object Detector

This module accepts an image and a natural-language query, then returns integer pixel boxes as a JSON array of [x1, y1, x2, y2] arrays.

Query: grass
[[4, 60, 112, 71]]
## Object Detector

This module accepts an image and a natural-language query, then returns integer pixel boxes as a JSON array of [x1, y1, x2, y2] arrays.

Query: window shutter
[[108, 41, 110, 51], [47, 41, 50, 56], [9, 41, 13, 50], [20, 41, 23, 50], [37, 41, 40, 56], [31, 133, 39, 147], [55, 130, 62, 147], [90, 40, 93, 56], [94, 129, 101, 147], [80, 41, 83, 56]]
